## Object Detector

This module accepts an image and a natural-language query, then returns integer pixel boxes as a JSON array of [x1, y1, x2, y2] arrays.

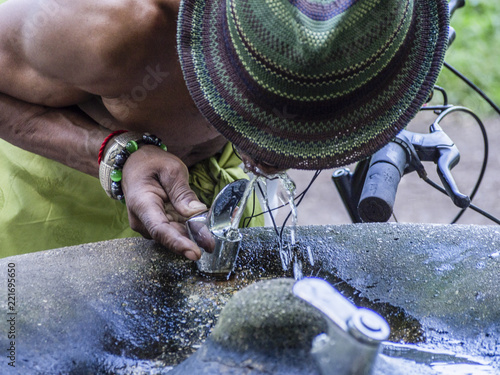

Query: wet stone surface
[[0, 223, 499, 374], [170, 279, 327, 375]]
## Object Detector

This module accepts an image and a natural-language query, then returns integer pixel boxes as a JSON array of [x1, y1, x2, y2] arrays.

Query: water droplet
[[488, 251, 499, 259], [306, 246, 315, 266]]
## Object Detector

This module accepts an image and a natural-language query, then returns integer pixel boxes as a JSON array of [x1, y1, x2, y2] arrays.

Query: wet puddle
[[381, 342, 498, 374]]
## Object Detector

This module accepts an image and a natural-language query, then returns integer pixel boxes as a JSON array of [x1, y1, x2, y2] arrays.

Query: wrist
[[99, 131, 167, 201]]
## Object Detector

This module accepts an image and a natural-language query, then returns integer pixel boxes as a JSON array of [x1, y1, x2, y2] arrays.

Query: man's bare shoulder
[[0, 0, 178, 105]]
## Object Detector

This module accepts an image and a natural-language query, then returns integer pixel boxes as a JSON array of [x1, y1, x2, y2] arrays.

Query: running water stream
[[226, 174, 258, 240], [250, 172, 313, 279], [277, 172, 316, 280], [224, 171, 314, 280], [276, 172, 300, 277]]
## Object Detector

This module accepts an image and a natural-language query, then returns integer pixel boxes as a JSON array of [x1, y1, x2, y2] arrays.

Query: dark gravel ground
[[285, 113, 500, 226]]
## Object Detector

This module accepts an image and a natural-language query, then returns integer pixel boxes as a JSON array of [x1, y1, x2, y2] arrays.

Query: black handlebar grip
[[358, 142, 408, 222]]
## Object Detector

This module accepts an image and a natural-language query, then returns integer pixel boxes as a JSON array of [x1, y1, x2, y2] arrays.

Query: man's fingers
[[148, 221, 202, 261], [186, 219, 216, 253], [157, 167, 207, 218], [124, 146, 207, 218], [164, 202, 190, 223], [121, 146, 207, 259], [127, 211, 152, 239], [128, 195, 202, 260]]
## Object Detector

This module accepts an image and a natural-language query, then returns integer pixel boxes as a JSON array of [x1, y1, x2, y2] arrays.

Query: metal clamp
[[293, 278, 390, 375]]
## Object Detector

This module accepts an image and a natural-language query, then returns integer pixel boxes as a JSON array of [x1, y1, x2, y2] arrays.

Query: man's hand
[[121, 145, 208, 260]]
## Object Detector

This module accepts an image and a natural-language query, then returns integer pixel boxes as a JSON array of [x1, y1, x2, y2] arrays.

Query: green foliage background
[[437, 1, 500, 116]]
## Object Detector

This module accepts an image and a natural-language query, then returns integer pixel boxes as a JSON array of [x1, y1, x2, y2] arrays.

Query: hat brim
[[177, 0, 449, 170]]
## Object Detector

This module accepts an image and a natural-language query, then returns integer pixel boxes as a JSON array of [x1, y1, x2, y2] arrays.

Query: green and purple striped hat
[[177, 0, 449, 170]]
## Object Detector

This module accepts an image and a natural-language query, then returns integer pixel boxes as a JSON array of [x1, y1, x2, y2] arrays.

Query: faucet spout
[[293, 278, 390, 375], [186, 179, 250, 278]]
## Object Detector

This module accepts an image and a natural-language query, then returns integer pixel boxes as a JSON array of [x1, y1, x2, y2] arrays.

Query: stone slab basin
[[0, 223, 499, 374]]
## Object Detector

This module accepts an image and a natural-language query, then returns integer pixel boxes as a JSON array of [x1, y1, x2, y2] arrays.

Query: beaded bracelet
[[97, 130, 128, 165], [99, 132, 167, 201]]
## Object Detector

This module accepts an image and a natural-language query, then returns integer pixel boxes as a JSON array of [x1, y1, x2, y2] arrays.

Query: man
[[0, 0, 449, 258]]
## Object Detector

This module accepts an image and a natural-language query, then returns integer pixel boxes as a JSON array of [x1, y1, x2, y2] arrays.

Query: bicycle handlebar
[[358, 142, 408, 222], [336, 1, 472, 223], [357, 125, 470, 222], [447, 0, 465, 46]]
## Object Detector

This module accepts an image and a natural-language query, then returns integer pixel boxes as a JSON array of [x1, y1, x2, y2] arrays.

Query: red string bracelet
[[97, 130, 128, 165]]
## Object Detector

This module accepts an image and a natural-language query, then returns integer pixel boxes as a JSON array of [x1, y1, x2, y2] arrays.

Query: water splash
[[276, 172, 315, 280], [226, 174, 258, 239], [249, 173, 295, 273], [278, 172, 298, 246], [293, 253, 303, 280], [237, 171, 314, 280], [276, 173, 298, 277], [382, 342, 497, 375]]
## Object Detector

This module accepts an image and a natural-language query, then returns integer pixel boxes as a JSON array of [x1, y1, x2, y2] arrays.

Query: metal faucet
[[293, 278, 390, 375], [186, 179, 250, 277]]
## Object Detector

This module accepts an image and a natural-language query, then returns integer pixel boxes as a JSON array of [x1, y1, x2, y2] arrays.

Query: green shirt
[[0, 141, 263, 258]]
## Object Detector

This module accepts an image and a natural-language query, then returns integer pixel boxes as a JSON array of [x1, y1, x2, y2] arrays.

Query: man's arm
[[0, 0, 166, 104], [0, 0, 148, 175], [0, 91, 207, 260], [0, 0, 207, 259], [0, 93, 107, 176]]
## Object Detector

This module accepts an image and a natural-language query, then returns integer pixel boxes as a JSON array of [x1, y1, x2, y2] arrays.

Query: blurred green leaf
[[437, 0, 500, 117]]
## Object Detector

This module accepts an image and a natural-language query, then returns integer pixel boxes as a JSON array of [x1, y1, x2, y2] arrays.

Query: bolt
[[360, 314, 383, 332]]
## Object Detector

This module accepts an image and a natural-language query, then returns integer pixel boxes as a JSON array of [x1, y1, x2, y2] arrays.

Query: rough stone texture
[[0, 223, 499, 374], [170, 279, 327, 375], [210, 279, 326, 353], [298, 224, 500, 357], [0, 237, 232, 374]]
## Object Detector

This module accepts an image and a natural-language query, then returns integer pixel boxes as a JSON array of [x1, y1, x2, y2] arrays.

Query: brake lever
[[448, 0, 465, 18], [399, 124, 470, 209]]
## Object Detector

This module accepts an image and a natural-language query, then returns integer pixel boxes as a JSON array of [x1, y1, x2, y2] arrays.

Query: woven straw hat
[[177, 0, 449, 170]]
